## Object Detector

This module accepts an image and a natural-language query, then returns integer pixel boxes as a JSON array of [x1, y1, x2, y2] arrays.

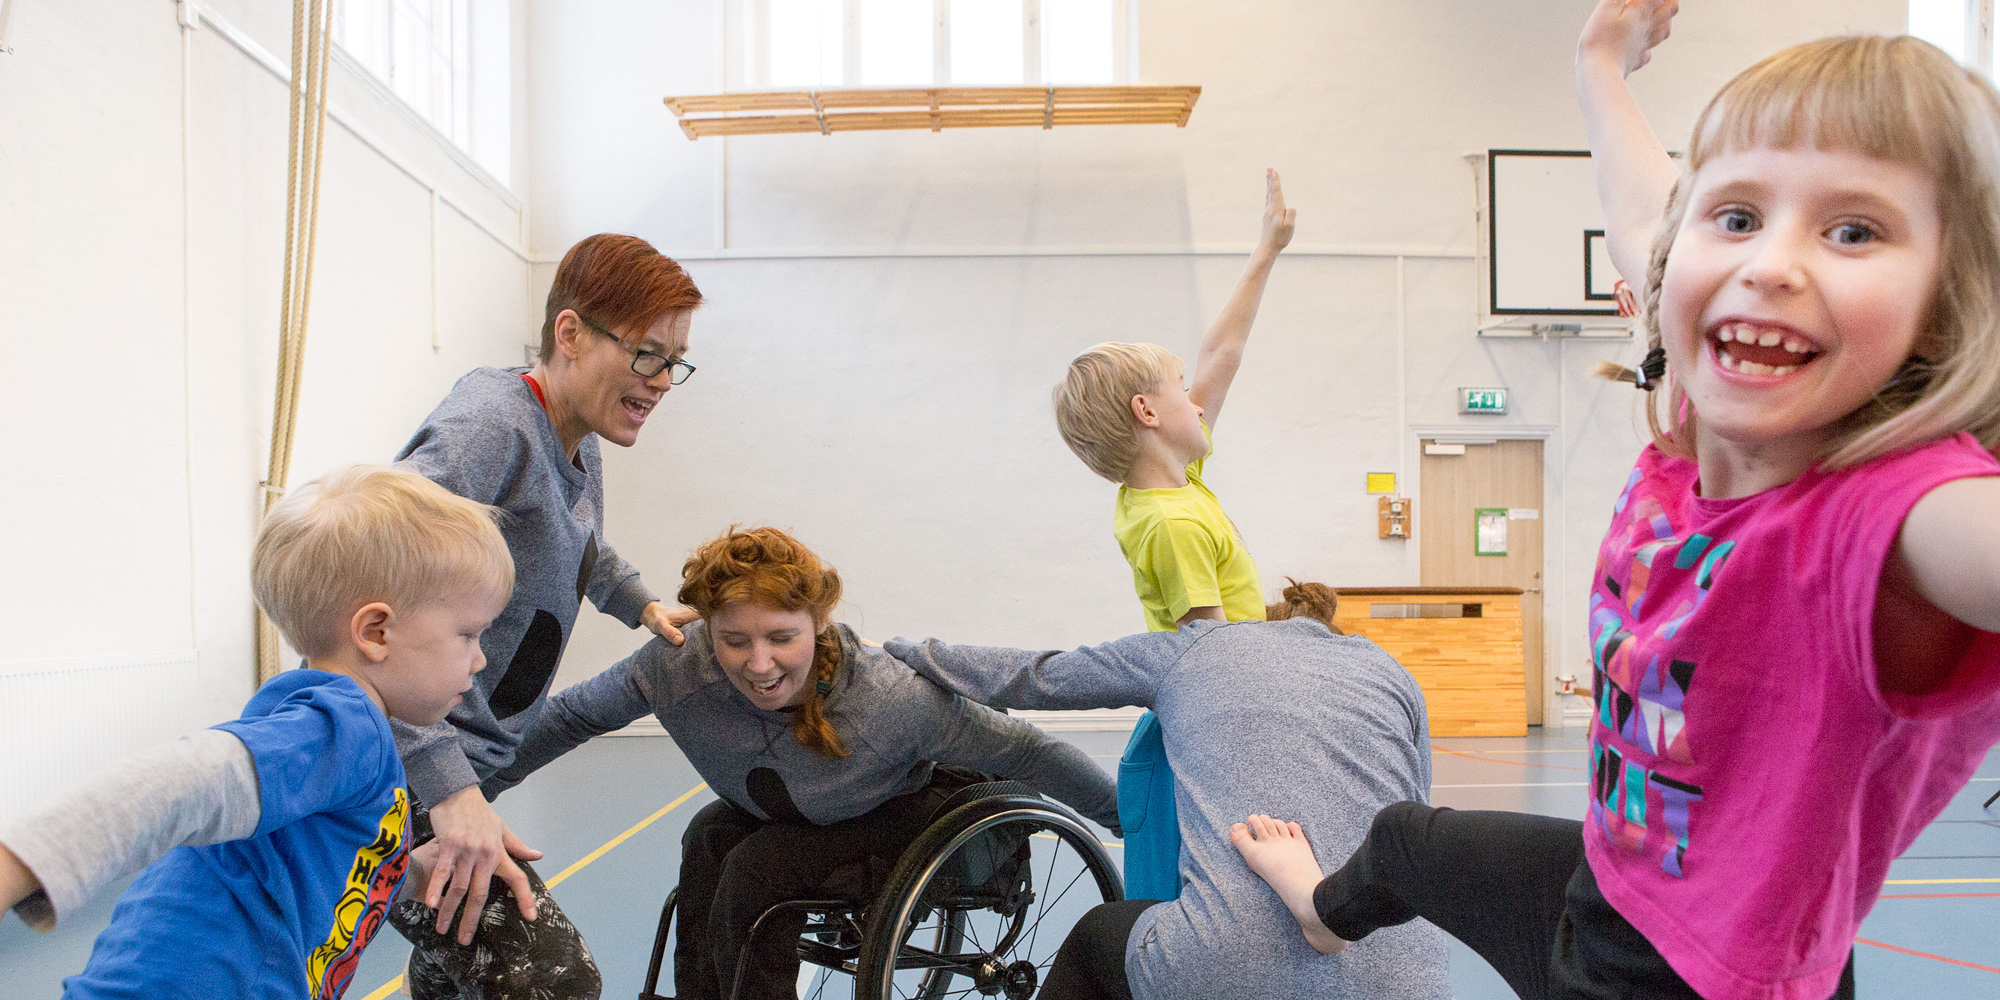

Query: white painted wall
[[0, 0, 532, 797], [0, 0, 1911, 780], [528, 0, 1905, 723]]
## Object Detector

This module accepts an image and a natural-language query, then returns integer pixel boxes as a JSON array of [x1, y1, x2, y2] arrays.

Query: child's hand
[[404, 840, 442, 898], [0, 841, 48, 931], [1577, 0, 1679, 79], [1258, 169, 1296, 254]]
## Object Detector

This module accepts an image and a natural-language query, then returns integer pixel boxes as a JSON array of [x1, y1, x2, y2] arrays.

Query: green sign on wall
[[1460, 387, 1508, 414], [1475, 507, 1509, 556]]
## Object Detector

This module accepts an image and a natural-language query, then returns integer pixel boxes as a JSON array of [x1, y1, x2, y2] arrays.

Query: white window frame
[[1911, 0, 1995, 74], [334, 0, 511, 184], [1973, 0, 1994, 75], [739, 0, 1135, 89]]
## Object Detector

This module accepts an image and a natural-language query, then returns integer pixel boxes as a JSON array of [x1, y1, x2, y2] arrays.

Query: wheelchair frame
[[639, 787, 1123, 1000]]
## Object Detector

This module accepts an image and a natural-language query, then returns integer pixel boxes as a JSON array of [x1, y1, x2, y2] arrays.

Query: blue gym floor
[[8, 727, 1999, 998]]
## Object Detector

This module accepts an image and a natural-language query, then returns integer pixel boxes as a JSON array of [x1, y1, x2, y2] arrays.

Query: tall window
[[336, 0, 512, 184], [747, 0, 1133, 89], [1911, 0, 1994, 71]]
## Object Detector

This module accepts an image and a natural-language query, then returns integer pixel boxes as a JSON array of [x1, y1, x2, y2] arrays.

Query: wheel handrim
[[862, 805, 1123, 1000]]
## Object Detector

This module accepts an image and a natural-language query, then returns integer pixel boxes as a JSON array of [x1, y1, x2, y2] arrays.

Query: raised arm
[[884, 628, 1189, 713], [1, 731, 260, 931], [1576, 0, 1682, 288], [1899, 477, 2000, 633], [1188, 168, 1295, 428]]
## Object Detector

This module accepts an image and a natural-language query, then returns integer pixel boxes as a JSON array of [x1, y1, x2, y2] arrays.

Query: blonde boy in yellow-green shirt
[[1112, 422, 1264, 631], [1055, 169, 1295, 632], [1051, 170, 1293, 903]]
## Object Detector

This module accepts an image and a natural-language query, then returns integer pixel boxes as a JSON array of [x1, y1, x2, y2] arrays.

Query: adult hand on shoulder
[[1258, 168, 1296, 255], [424, 785, 543, 944], [1578, 0, 1679, 78], [641, 601, 700, 646]]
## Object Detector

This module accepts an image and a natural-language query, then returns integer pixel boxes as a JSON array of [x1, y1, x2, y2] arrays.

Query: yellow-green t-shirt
[[1112, 427, 1265, 632]]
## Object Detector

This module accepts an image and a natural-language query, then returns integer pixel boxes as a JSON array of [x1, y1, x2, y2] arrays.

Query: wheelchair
[[639, 778, 1124, 1000]]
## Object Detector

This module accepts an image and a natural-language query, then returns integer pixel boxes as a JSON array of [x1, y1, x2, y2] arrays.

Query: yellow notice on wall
[[1366, 472, 1398, 494]]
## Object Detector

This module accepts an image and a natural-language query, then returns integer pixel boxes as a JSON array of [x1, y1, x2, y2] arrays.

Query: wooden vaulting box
[[1332, 588, 1527, 737]]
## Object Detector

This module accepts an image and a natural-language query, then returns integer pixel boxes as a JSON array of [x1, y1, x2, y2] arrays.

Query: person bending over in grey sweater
[[485, 527, 1120, 1000], [883, 581, 1451, 1000]]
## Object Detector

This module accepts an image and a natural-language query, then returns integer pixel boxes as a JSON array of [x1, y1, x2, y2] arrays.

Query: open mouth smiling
[[1710, 322, 1821, 377], [621, 395, 658, 420]]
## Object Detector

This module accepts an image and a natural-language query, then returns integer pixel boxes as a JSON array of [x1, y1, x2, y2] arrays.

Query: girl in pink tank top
[[1229, 5, 2000, 999]]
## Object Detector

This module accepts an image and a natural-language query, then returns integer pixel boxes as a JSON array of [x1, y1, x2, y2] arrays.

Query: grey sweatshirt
[[486, 621, 1120, 832], [885, 619, 1451, 1000], [393, 366, 659, 805]]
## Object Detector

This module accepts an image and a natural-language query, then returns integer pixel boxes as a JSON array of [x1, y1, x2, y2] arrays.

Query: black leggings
[[1316, 802, 1854, 1000], [674, 787, 952, 1000], [1037, 899, 1163, 1000]]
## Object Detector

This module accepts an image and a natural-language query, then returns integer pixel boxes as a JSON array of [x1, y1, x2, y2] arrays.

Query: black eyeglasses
[[579, 315, 696, 384]]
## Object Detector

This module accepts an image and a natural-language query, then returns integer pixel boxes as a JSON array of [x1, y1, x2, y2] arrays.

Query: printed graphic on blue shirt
[[308, 788, 411, 999]]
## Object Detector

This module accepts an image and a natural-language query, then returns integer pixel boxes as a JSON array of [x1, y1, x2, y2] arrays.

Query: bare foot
[[1230, 814, 1349, 955]]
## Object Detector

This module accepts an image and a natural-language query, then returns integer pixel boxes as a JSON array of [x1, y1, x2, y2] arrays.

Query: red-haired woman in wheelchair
[[484, 526, 1120, 1000]]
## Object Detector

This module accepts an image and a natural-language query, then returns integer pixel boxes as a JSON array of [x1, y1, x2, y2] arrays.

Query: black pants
[[1037, 899, 1163, 1000], [388, 807, 602, 1000], [675, 787, 952, 1000], [1317, 802, 1854, 1000]]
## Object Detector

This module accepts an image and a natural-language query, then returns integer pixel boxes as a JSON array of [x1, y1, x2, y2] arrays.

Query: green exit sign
[[1460, 387, 1509, 414]]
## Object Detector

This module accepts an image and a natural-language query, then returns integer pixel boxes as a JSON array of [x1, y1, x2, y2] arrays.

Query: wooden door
[[1420, 439, 1545, 725]]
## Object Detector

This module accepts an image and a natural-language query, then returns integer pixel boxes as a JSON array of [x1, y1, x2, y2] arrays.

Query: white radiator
[[0, 651, 203, 825]]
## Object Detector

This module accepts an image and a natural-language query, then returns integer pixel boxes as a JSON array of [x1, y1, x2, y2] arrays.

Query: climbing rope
[[256, 0, 334, 681]]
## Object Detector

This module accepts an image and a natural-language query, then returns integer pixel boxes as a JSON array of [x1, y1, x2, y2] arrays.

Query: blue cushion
[[1116, 711, 1181, 901]]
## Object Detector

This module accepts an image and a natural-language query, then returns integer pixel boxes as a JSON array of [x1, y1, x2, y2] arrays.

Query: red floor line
[[1854, 937, 2000, 974], [1879, 892, 2000, 899], [1430, 745, 1587, 772]]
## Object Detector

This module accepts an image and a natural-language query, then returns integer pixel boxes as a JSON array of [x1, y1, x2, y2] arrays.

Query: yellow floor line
[[357, 782, 710, 1000], [1884, 878, 2000, 885], [545, 783, 709, 888]]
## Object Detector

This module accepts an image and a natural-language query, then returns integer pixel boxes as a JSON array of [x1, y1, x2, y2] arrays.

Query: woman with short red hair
[[386, 233, 704, 998]]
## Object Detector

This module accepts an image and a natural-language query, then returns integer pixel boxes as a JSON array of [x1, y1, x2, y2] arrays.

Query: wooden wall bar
[[662, 86, 1202, 139], [1332, 588, 1527, 737]]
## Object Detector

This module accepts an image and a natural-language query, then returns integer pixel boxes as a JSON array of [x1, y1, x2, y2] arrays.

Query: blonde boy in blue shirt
[[1053, 170, 1294, 900]]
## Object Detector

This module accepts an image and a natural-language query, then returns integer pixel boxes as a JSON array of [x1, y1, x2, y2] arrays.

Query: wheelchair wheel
[[854, 794, 1123, 1000], [795, 909, 965, 1000]]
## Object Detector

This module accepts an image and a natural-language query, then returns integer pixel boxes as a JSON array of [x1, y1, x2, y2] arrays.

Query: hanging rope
[[256, 0, 335, 682]]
